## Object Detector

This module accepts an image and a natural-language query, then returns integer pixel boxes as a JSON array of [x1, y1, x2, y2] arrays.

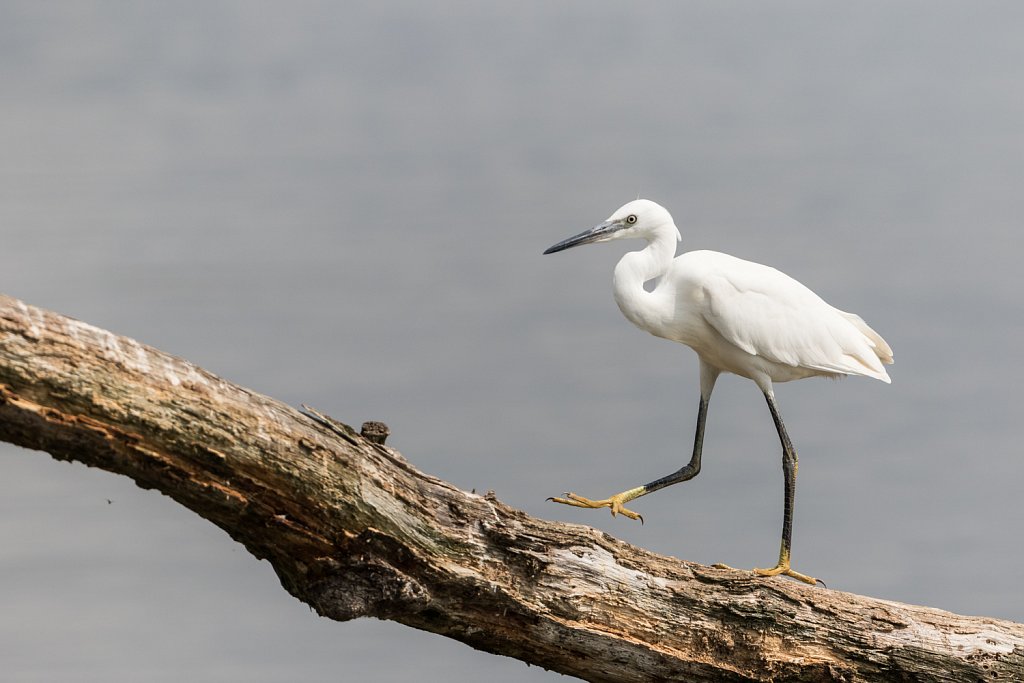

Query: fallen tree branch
[[0, 293, 1021, 682]]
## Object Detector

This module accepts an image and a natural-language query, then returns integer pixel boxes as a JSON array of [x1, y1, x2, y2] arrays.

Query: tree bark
[[0, 293, 1021, 683]]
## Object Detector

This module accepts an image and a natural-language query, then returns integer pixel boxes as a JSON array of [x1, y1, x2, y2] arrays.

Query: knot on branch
[[360, 421, 390, 445], [310, 563, 430, 622], [308, 530, 430, 622]]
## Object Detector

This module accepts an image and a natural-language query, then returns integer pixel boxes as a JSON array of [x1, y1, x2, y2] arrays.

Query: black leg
[[765, 392, 796, 563], [642, 395, 709, 495], [548, 395, 710, 520], [753, 391, 818, 585]]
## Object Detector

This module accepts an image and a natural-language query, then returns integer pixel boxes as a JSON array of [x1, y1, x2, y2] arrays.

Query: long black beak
[[543, 220, 620, 255]]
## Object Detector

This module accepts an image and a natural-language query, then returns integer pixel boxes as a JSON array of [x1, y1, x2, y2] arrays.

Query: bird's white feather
[[589, 201, 893, 388], [686, 251, 891, 383]]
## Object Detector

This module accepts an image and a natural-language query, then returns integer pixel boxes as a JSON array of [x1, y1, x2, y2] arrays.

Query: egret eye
[[626, 214, 638, 224]]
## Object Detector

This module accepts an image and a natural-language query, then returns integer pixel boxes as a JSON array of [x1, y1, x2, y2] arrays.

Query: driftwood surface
[[0, 293, 1021, 683]]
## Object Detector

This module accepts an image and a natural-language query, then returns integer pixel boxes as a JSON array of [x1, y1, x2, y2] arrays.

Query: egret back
[[656, 251, 892, 384]]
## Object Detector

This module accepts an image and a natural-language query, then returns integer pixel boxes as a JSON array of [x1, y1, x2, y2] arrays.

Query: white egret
[[544, 199, 893, 584]]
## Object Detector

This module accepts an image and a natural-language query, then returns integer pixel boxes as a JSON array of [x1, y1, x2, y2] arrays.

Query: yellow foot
[[710, 562, 821, 586], [547, 491, 644, 523], [753, 562, 820, 586]]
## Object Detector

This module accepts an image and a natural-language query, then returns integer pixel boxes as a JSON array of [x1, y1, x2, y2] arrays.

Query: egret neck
[[612, 226, 678, 334]]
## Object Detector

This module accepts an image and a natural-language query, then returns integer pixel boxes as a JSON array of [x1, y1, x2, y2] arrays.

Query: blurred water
[[2, 3, 1023, 681]]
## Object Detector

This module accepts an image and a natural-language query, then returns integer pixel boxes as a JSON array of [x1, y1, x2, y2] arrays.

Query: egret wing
[[697, 260, 890, 381]]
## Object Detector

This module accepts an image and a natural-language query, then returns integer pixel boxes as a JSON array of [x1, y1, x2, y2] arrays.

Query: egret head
[[543, 199, 681, 255]]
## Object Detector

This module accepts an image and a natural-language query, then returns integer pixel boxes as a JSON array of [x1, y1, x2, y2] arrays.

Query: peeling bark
[[1, 293, 1021, 682]]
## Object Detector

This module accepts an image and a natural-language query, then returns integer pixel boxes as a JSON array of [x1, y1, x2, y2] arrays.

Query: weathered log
[[0, 293, 1021, 682]]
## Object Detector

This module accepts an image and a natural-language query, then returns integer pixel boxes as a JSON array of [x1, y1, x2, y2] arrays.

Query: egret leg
[[548, 396, 710, 524], [752, 391, 819, 585]]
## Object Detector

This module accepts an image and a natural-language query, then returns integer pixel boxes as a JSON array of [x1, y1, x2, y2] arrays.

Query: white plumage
[[544, 198, 893, 585], [598, 200, 892, 391]]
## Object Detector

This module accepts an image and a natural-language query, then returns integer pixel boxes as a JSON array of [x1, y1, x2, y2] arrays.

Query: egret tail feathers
[[838, 311, 893, 364], [832, 310, 892, 383]]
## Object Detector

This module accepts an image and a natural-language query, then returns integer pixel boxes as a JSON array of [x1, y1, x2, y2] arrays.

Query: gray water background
[[2, 3, 1023, 681]]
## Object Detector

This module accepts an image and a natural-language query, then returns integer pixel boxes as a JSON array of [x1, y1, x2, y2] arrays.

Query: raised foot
[[753, 562, 820, 586], [547, 491, 644, 523]]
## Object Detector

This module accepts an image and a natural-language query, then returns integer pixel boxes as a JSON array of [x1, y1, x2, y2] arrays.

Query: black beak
[[543, 220, 620, 255]]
